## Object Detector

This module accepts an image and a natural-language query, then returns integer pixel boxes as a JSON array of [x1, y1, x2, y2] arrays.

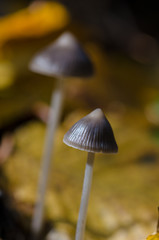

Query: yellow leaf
[[146, 233, 159, 240], [0, 1, 70, 45]]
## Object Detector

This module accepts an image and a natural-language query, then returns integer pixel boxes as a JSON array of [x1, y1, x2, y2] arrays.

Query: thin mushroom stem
[[31, 78, 64, 237], [75, 152, 95, 240]]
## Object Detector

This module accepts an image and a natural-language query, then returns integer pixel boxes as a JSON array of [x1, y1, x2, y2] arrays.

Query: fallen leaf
[[146, 233, 159, 240], [0, 1, 70, 45]]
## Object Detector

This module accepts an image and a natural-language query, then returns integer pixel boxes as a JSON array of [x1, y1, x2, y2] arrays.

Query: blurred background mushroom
[[29, 31, 94, 237], [1, 0, 159, 240]]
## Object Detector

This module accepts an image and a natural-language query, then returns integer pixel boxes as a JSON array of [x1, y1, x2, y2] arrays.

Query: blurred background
[[1, 0, 159, 240]]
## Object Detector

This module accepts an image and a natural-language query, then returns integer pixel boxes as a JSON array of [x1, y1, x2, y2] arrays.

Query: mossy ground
[[1, 108, 159, 240]]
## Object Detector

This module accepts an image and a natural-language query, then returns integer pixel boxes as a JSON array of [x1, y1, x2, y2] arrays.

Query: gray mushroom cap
[[29, 32, 94, 78], [63, 108, 118, 153]]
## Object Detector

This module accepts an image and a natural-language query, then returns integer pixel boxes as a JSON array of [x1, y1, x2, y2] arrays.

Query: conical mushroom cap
[[63, 108, 118, 153], [29, 32, 94, 78]]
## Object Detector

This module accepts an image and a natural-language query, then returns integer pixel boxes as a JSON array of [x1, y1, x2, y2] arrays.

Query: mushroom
[[29, 32, 94, 236], [63, 108, 118, 240]]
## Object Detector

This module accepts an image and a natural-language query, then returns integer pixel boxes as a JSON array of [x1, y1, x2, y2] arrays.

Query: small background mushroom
[[29, 31, 94, 237]]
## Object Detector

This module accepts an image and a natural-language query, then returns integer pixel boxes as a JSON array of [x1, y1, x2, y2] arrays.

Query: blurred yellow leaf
[[0, 1, 70, 45], [146, 233, 159, 240]]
